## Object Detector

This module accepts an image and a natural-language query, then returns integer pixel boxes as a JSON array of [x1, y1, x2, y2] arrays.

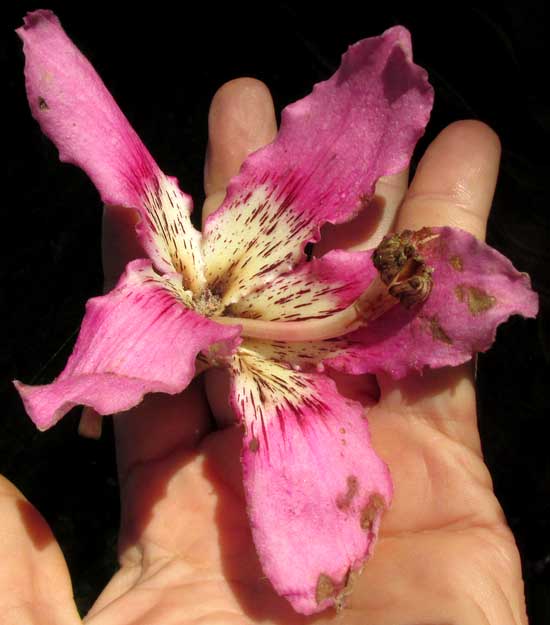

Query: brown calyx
[[373, 229, 435, 309], [315, 573, 336, 604]]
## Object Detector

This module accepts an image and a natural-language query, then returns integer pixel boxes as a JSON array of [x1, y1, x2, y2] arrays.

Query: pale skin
[[1, 78, 528, 624]]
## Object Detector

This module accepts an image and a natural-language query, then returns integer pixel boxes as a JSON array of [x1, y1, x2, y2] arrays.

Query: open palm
[[1, 79, 527, 625]]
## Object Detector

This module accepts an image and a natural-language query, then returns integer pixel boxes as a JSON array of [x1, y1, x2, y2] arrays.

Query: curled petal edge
[[14, 260, 241, 430]]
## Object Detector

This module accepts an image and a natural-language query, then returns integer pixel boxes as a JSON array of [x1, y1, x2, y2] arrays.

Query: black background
[[2, 2, 549, 622]]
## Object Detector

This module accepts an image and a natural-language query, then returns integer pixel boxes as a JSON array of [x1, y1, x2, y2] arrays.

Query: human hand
[[0, 78, 528, 625]]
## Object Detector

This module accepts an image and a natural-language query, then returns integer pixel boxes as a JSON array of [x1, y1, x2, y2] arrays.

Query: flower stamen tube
[[214, 275, 394, 341], [214, 230, 435, 342]]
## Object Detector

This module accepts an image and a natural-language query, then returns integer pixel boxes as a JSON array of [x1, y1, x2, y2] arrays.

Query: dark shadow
[[315, 193, 385, 256], [379, 363, 471, 406], [16, 498, 54, 550]]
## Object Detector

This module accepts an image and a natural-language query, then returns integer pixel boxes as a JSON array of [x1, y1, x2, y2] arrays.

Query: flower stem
[[213, 277, 397, 342]]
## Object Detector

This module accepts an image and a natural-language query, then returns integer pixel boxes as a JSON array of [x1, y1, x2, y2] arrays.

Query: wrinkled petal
[[18, 10, 205, 291], [203, 26, 433, 306], [14, 260, 240, 430], [328, 227, 539, 377], [229, 249, 375, 321], [228, 348, 392, 614]]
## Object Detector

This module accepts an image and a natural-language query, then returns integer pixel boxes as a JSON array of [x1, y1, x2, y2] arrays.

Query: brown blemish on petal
[[38, 96, 49, 110], [336, 475, 359, 510], [248, 437, 259, 453], [360, 493, 385, 531], [455, 284, 496, 314], [465, 286, 496, 314], [335, 568, 360, 612], [316, 568, 361, 611], [449, 255, 463, 271], [316, 573, 336, 605], [428, 317, 453, 344], [339, 427, 346, 434]]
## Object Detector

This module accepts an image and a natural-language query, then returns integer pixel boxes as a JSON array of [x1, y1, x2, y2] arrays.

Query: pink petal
[[17, 11, 205, 291], [203, 27, 433, 306], [229, 350, 392, 614], [14, 260, 240, 430], [229, 249, 375, 321], [328, 227, 539, 377]]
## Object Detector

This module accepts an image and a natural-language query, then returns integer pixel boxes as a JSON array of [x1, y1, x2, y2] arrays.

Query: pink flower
[[14, 10, 538, 615]]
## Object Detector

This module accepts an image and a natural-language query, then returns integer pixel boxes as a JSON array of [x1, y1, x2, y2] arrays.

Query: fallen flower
[[14, 10, 538, 615]]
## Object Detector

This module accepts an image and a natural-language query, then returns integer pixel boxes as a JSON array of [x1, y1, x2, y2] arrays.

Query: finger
[[201, 78, 277, 425], [0, 476, 80, 624], [395, 120, 501, 239], [314, 168, 409, 255], [202, 77, 277, 226], [374, 363, 482, 454], [357, 168, 410, 247], [374, 121, 501, 452]]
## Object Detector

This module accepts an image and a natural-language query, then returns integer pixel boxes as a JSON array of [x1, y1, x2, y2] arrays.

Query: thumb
[[0, 475, 80, 624]]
